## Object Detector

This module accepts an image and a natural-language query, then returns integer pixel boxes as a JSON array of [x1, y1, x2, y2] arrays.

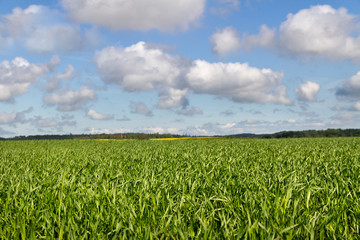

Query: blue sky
[[0, 0, 360, 137]]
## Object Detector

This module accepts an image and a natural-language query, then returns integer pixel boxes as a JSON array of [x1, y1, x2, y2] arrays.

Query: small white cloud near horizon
[[296, 81, 321, 101], [87, 109, 113, 120]]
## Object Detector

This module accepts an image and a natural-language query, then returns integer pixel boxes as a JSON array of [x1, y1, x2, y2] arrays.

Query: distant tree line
[[1, 128, 360, 141], [2, 133, 181, 141], [230, 128, 360, 139]]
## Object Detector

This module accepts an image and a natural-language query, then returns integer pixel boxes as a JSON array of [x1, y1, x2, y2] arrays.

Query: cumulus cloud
[[84, 127, 131, 135], [130, 102, 153, 117], [61, 0, 205, 31], [296, 81, 320, 101], [186, 60, 292, 105], [0, 107, 32, 126], [336, 71, 360, 100], [230, 5, 360, 61], [94, 42, 184, 91], [210, 27, 241, 56], [87, 109, 113, 120], [211, 25, 276, 56], [94, 41, 189, 109], [43, 87, 96, 111], [157, 88, 189, 109], [243, 25, 276, 51], [95, 41, 293, 109], [0, 57, 51, 101], [0, 5, 98, 53], [183, 122, 243, 136], [142, 127, 180, 135], [277, 5, 360, 60]]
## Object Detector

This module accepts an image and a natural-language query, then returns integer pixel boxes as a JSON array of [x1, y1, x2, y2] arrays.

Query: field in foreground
[[0, 138, 360, 239]]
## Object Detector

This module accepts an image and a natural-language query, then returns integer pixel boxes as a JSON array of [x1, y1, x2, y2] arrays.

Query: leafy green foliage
[[0, 138, 359, 239]]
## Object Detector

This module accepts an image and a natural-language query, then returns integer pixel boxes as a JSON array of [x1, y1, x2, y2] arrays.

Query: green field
[[1, 138, 360, 239]]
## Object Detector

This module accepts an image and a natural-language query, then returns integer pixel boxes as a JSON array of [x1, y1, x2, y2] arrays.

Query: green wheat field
[[1, 138, 360, 239]]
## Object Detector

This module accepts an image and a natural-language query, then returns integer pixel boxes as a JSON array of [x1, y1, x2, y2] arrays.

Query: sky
[[0, 0, 360, 137]]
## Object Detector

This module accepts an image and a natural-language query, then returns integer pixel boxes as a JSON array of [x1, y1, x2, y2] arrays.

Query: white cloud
[[277, 5, 360, 60], [183, 122, 244, 136], [157, 88, 189, 109], [130, 102, 153, 117], [94, 42, 189, 109], [234, 5, 360, 61], [43, 87, 96, 111], [0, 107, 34, 127], [186, 60, 292, 105], [142, 127, 180, 135], [84, 127, 131, 135], [210, 27, 241, 56], [95, 42, 293, 111], [211, 25, 275, 56], [0, 5, 98, 53], [0, 57, 50, 101], [287, 119, 297, 123], [243, 25, 276, 51], [296, 81, 320, 101], [94, 42, 184, 91], [87, 109, 113, 120], [61, 0, 205, 31], [336, 71, 360, 99]]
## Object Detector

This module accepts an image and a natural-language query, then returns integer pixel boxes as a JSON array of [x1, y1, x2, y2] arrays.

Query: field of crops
[[0, 138, 360, 239]]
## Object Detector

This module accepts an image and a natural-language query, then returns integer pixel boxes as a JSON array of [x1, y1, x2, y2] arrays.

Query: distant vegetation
[[229, 128, 360, 139], [1, 128, 360, 141]]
